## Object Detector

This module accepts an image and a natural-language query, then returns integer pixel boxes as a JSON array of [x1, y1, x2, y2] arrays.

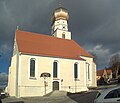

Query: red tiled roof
[[97, 69, 104, 76], [97, 68, 112, 76], [106, 70, 112, 75], [16, 30, 93, 60], [106, 68, 112, 75]]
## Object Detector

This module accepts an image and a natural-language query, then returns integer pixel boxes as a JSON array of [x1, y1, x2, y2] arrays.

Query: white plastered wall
[[80, 56, 97, 88], [16, 54, 88, 97], [8, 54, 17, 96]]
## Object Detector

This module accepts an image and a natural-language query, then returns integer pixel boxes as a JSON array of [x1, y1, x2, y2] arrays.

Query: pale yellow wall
[[8, 53, 96, 98], [8, 54, 17, 96], [52, 19, 68, 31], [53, 29, 71, 40], [16, 54, 88, 97], [18, 54, 53, 97], [59, 59, 88, 93], [80, 56, 97, 87], [8, 40, 20, 97], [92, 62, 97, 87]]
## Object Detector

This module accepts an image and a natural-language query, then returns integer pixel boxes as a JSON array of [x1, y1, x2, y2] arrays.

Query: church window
[[74, 63, 78, 79], [30, 59, 35, 77], [87, 63, 90, 80], [53, 61, 58, 78]]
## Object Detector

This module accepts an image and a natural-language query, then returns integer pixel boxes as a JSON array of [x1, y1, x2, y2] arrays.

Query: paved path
[[1, 91, 98, 103]]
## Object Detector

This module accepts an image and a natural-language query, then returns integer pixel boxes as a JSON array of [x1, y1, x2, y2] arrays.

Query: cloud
[[110, 51, 120, 59], [0, 0, 120, 71], [0, 44, 11, 54], [0, 72, 8, 83], [0, 44, 12, 59], [87, 44, 111, 69]]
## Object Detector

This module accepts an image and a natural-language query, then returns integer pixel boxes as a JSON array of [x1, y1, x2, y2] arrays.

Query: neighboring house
[[7, 7, 97, 98], [97, 68, 112, 84], [106, 68, 113, 79], [97, 69, 104, 80]]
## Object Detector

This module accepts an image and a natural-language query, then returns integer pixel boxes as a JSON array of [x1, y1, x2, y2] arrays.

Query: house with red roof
[[7, 7, 97, 98], [97, 68, 112, 80], [97, 68, 112, 85]]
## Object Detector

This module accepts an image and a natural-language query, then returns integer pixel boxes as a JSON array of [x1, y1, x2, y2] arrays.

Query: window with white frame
[[87, 63, 90, 80], [30, 58, 35, 77], [74, 63, 78, 79], [53, 61, 58, 78]]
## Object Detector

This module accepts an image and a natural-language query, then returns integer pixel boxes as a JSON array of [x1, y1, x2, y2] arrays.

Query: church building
[[7, 7, 97, 98]]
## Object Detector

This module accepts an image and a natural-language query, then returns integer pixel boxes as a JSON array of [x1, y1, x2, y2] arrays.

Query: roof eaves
[[20, 52, 85, 61]]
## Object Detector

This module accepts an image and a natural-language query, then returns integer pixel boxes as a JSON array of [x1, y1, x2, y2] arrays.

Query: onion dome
[[52, 7, 69, 23]]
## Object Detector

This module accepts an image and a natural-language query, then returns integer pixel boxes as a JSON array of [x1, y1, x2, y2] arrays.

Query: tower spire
[[51, 7, 71, 40]]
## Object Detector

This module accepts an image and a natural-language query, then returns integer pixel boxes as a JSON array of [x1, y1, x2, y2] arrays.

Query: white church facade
[[7, 7, 97, 98]]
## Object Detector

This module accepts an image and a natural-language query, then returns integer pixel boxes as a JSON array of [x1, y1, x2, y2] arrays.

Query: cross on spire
[[59, 0, 62, 7], [58, 0, 63, 7]]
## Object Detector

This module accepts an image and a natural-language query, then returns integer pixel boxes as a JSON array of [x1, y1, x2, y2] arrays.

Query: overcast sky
[[0, 0, 120, 76]]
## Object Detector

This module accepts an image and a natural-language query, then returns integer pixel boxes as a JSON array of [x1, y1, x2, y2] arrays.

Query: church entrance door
[[53, 81, 59, 91]]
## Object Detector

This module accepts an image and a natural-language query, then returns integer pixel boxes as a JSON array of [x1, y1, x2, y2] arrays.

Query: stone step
[[45, 90, 68, 97]]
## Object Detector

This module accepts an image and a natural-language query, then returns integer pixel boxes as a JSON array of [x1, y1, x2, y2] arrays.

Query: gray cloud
[[0, 72, 8, 88], [0, 72, 8, 83], [0, 0, 120, 70], [87, 44, 111, 68]]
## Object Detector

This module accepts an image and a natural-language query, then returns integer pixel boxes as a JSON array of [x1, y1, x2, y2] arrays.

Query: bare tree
[[109, 53, 120, 78]]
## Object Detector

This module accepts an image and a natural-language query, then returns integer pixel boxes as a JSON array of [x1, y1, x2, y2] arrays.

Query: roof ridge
[[16, 30, 72, 42]]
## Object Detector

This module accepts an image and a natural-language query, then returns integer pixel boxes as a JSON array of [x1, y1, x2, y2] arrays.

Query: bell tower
[[51, 7, 71, 40]]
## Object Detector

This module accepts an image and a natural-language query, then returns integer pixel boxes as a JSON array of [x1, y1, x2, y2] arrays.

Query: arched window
[[74, 63, 78, 79], [53, 61, 58, 78], [87, 63, 90, 80], [62, 33, 65, 39], [30, 59, 35, 77]]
